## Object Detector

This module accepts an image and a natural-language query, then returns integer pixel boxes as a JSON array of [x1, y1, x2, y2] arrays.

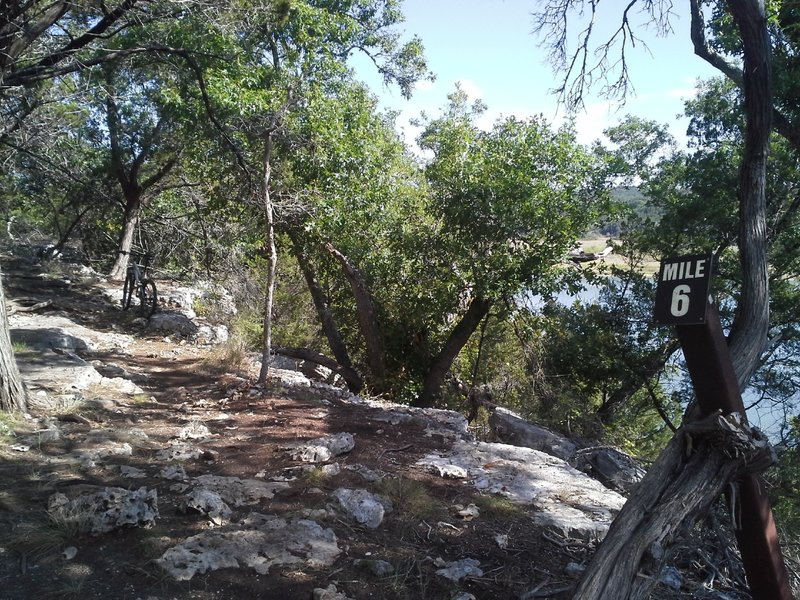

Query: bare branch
[[532, 0, 677, 112]]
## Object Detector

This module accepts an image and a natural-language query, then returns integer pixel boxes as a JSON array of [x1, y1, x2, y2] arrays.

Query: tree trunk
[[259, 132, 277, 384], [595, 340, 681, 425], [726, 0, 773, 390], [0, 269, 29, 412], [289, 231, 361, 391], [414, 296, 491, 408], [573, 413, 765, 600], [324, 242, 387, 393], [577, 4, 775, 598], [107, 195, 140, 280], [274, 346, 363, 391]]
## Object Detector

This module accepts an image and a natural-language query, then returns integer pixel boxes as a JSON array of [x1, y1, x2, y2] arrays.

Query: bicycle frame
[[121, 253, 158, 318]]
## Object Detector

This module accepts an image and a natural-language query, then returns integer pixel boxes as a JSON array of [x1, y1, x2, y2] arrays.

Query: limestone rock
[[571, 447, 646, 493], [418, 440, 625, 542], [354, 558, 395, 576], [157, 513, 340, 581], [181, 488, 232, 521], [192, 474, 290, 506], [148, 312, 198, 336], [313, 584, 354, 600], [48, 486, 158, 535], [434, 557, 483, 582], [287, 432, 355, 463], [489, 407, 576, 460], [332, 488, 392, 529]]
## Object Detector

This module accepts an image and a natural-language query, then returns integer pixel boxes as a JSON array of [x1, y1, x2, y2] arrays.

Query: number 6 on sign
[[671, 284, 691, 317], [653, 254, 713, 325]]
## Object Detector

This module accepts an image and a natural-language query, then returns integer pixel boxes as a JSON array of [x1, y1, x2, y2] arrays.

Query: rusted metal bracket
[[676, 303, 791, 600]]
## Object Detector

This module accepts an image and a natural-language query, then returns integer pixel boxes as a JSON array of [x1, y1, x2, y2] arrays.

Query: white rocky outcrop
[[157, 512, 340, 581], [419, 440, 626, 541]]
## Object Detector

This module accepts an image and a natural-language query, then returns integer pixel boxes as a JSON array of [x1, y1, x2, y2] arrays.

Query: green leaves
[[420, 90, 607, 298]]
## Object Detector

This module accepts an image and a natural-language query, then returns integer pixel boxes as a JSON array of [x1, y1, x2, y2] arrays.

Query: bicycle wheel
[[122, 272, 135, 311], [138, 279, 158, 318]]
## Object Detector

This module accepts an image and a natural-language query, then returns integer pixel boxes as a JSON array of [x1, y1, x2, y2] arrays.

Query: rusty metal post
[[676, 303, 791, 600]]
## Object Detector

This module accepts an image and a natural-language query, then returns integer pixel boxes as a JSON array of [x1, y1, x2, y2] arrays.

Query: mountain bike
[[122, 253, 158, 318]]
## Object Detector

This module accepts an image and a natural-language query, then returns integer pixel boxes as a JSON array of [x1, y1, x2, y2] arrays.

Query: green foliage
[[419, 86, 609, 299]]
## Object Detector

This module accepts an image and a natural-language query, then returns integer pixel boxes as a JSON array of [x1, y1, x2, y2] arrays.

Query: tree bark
[[414, 296, 491, 408], [324, 242, 387, 393], [107, 196, 140, 280], [289, 231, 361, 391], [259, 131, 278, 383], [0, 271, 29, 412], [103, 72, 176, 280], [573, 413, 765, 600], [725, 0, 773, 390]]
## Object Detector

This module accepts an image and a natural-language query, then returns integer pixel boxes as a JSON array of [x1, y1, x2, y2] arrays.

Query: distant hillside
[[595, 186, 661, 236]]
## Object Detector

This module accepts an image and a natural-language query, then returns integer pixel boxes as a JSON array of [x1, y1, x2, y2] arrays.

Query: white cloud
[[456, 78, 483, 100], [413, 79, 435, 93], [569, 101, 617, 146]]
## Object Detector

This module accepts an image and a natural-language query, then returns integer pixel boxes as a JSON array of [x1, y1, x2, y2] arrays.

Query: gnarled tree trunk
[[414, 296, 491, 408], [325, 242, 387, 393], [573, 414, 767, 599], [0, 272, 28, 412]]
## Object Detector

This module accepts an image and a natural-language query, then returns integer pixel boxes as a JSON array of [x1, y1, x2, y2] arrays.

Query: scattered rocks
[[343, 463, 383, 482], [434, 557, 483, 582], [119, 465, 147, 478], [312, 584, 354, 600], [354, 558, 395, 576], [331, 488, 392, 529], [160, 464, 188, 480], [454, 503, 480, 520], [156, 442, 202, 461], [157, 513, 340, 581], [287, 432, 355, 463], [48, 486, 158, 535]]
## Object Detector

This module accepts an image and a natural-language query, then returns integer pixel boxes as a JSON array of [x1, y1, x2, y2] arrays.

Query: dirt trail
[[0, 252, 572, 600]]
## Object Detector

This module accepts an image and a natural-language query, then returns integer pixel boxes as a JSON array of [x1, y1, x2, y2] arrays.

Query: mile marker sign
[[653, 254, 713, 325]]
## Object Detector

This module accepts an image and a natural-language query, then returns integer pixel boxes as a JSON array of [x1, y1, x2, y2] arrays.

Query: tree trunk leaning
[[415, 296, 491, 408], [0, 269, 29, 412], [325, 242, 387, 393], [572, 413, 772, 600], [289, 234, 362, 392], [108, 199, 140, 280]]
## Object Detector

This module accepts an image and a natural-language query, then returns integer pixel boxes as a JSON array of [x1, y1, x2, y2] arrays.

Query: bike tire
[[122, 273, 135, 311], [139, 279, 158, 318]]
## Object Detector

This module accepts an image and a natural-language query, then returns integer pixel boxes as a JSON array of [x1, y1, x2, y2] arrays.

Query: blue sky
[[351, 0, 721, 148]]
